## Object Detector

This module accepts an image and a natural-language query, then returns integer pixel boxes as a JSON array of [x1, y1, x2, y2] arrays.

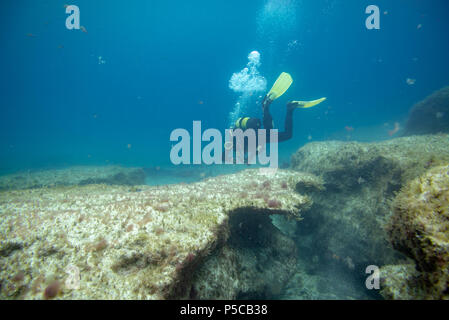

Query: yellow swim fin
[[290, 97, 327, 109], [266, 72, 293, 101]]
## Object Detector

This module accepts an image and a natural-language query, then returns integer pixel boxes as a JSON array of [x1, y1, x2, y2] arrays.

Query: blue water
[[1, 0, 449, 173]]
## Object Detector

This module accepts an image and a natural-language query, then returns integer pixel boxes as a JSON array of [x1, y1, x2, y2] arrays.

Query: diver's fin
[[290, 97, 326, 109], [266, 72, 293, 101]]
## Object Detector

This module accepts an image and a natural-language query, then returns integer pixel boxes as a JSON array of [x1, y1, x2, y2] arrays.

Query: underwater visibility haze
[[1, 0, 449, 300]]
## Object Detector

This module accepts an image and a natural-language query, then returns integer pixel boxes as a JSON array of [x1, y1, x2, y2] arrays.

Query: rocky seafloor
[[0, 166, 147, 191], [1, 134, 449, 300], [0, 168, 318, 299], [286, 134, 449, 299]]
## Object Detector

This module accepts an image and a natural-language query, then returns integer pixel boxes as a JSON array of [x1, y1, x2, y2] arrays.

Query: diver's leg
[[277, 103, 294, 142], [263, 100, 294, 143]]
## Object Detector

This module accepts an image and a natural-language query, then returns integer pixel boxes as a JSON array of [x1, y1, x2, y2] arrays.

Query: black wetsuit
[[224, 101, 294, 163], [262, 101, 294, 143]]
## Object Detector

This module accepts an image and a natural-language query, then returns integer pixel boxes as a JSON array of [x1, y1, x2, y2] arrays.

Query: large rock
[[0, 169, 319, 299], [403, 86, 449, 136], [381, 165, 449, 299], [289, 135, 449, 273], [379, 263, 425, 300]]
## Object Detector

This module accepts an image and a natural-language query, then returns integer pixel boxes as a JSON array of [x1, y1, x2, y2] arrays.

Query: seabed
[[1, 134, 449, 300]]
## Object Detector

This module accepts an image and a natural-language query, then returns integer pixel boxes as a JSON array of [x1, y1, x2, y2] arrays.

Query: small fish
[[388, 122, 401, 136], [80, 26, 87, 33], [26, 33, 36, 37], [307, 134, 312, 141], [436, 112, 444, 119], [198, 100, 204, 105], [417, 24, 422, 29], [357, 177, 366, 184], [406, 78, 416, 85], [345, 256, 355, 270], [127, 144, 132, 149], [345, 126, 354, 132]]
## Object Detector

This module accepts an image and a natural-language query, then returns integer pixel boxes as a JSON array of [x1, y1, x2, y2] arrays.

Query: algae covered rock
[[191, 208, 298, 299], [291, 134, 449, 189], [403, 86, 449, 136], [0, 166, 146, 191], [379, 263, 425, 300], [383, 165, 449, 299], [289, 135, 449, 272], [0, 168, 317, 299]]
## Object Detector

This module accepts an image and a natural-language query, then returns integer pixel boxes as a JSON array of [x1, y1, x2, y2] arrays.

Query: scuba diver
[[225, 72, 326, 163]]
